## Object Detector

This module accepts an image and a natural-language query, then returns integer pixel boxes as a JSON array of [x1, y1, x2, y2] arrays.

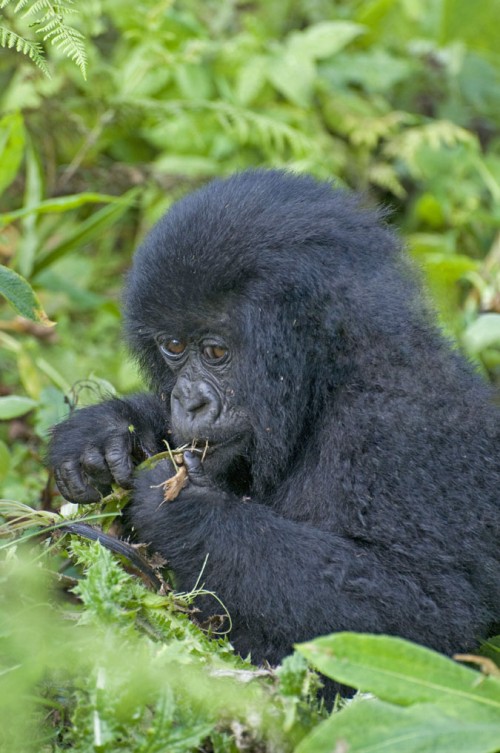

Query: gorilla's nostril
[[184, 394, 209, 414], [172, 381, 221, 424]]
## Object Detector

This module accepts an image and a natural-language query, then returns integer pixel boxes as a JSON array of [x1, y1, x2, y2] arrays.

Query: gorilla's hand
[[132, 451, 229, 510], [126, 451, 235, 569], [49, 396, 167, 503]]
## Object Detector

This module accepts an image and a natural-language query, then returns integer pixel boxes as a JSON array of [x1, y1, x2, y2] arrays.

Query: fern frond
[[25, 0, 76, 16], [207, 102, 312, 158], [30, 1, 86, 77], [0, 25, 49, 75], [0, 0, 38, 9], [384, 121, 477, 177], [127, 97, 314, 160], [1, 0, 86, 77], [367, 162, 406, 199], [35, 16, 59, 34], [47, 25, 86, 71]]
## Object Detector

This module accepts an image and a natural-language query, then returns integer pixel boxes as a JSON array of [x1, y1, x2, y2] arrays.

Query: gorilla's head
[[124, 170, 416, 493]]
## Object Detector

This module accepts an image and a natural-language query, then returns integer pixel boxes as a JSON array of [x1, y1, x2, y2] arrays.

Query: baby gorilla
[[50, 170, 500, 669]]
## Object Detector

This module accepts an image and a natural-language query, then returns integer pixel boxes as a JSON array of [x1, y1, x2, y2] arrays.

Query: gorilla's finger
[[54, 463, 102, 504], [81, 447, 113, 487], [184, 451, 210, 486], [104, 436, 135, 489], [53, 466, 74, 501]]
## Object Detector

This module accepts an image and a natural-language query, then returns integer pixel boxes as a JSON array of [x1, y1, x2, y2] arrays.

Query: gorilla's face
[[155, 328, 252, 475]]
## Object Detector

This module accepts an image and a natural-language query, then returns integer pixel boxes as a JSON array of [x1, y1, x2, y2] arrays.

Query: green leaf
[[422, 254, 479, 282], [20, 0, 88, 78], [321, 49, 413, 94], [32, 188, 139, 275], [481, 636, 500, 666], [0, 264, 53, 323], [297, 633, 500, 710], [0, 192, 129, 227], [235, 55, 268, 105], [0, 26, 49, 76], [267, 50, 316, 107], [0, 395, 38, 420], [17, 348, 42, 399], [0, 111, 25, 196], [18, 137, 44, 277], [267, 21, 364, 108], [290, 21, 365, 61], [0, 440, 10, 482], [154, 154, 219, 177], [296, 697, 500, 753], [463, 314, 500, 354], [175, 63, 214, 100]]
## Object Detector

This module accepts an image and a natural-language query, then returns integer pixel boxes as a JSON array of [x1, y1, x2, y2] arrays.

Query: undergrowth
[[1, 500, 499, 753], [0, 506, 323, 752]]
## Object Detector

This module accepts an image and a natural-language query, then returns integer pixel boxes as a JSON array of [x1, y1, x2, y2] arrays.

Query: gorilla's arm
[[129, 454, 474, 661], [49, 395, 169, 503]]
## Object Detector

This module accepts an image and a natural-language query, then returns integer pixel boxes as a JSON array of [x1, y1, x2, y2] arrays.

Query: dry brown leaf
[[162, 464, 188, 502]]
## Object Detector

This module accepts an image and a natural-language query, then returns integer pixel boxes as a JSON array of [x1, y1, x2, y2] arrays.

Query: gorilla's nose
[[182, 383, 213, 414], [171, 379, 221, 429]]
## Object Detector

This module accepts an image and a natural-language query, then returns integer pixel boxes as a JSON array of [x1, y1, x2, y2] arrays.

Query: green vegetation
[[1, 0, 499, 750]]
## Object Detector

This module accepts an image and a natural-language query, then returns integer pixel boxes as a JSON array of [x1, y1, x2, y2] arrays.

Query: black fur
[[49, 170, 500, 670]]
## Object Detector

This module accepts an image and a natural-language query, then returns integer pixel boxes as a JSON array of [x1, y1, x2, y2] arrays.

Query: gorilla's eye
[[202, 343, 228, 363], [159, 338, 186, 358]]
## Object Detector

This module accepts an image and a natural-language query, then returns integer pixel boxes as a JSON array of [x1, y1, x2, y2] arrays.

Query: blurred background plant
[[1, 0, 499, 750]]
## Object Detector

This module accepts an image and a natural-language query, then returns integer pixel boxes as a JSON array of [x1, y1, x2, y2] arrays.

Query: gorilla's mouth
[[188, 433, 248, 456]]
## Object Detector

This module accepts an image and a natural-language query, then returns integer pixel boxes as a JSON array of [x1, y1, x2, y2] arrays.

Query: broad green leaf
[[175, 63, 214, 100], [0, 264, 53, 324], [321, 49, 413, 94], [0, 111, 25, 196], [267, 50, 316, 107], [296, 697, 500, 753], [271, 21, 365, 107], [297, 633, 500, 709], [235, 55, 268, 106], [117, 44, 171, 98], [0, 192, 129, 227], [463, 314, 500, 354], [0, 395, 38, 420], [290, 21, 365, 61]]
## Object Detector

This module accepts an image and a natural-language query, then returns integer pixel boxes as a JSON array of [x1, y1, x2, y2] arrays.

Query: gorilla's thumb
[[184, 451, 209, 486]]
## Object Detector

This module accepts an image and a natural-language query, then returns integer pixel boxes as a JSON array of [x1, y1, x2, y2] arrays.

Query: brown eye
[[159, 338, 186, 358], [202, 344, 228, 362]]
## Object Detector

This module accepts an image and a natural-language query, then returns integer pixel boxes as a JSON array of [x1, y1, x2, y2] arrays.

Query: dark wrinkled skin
[[49, 170, 500, 689]]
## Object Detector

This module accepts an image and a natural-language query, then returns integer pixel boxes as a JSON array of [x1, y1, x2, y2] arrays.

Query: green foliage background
[[0, 0, 500, 751]]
